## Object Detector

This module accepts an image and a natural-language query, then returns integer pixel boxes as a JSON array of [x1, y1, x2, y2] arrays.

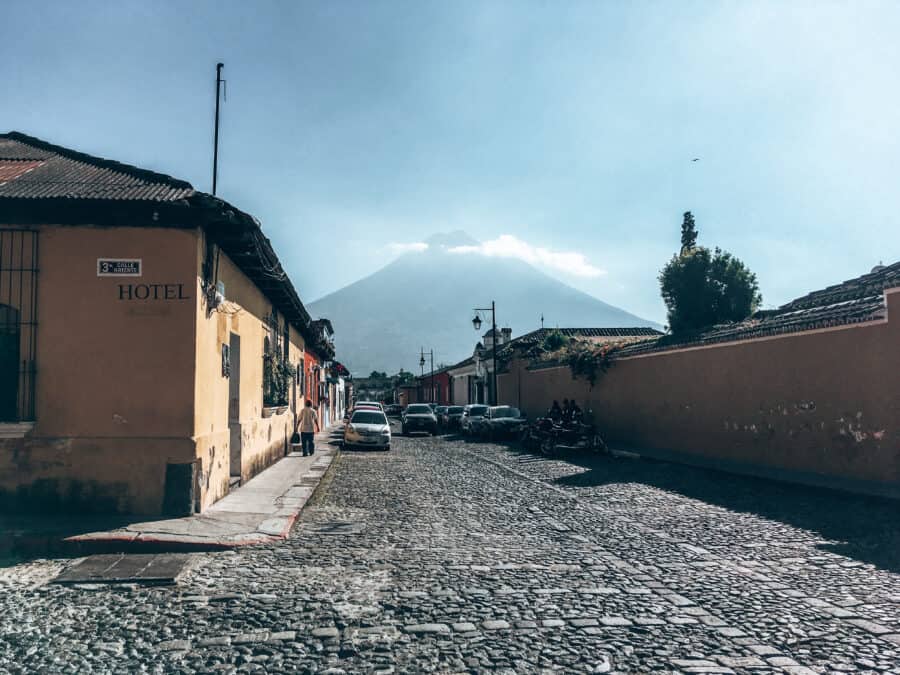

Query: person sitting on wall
[[568, 399, 583, 425], [548, 400, 563, 422], [561, 399, 571, 424], [298, 399, 320, 457]]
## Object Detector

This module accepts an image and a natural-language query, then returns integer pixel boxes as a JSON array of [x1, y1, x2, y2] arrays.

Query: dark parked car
[[482, 406, 527, 439], [401, 404, 438, 436], [434, 405, 449, 430], [385, 404, 403, 418], [442, 405, 465, 430], [461, 404, 489, 436]]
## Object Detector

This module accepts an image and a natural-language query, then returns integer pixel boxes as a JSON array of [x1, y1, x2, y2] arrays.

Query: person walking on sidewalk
[[298, 399, 320, 457]]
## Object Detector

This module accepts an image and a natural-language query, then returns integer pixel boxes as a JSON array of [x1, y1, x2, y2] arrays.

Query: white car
[[354, 400, 384, 411], [343, 409, 391, 450]]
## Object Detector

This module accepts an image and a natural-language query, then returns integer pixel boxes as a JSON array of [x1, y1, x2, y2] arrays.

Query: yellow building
[[0, 132, 334, 515]]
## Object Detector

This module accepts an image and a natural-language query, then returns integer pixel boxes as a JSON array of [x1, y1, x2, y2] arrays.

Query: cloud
[[386, 242, 429, 254], [448, 234, 606, 278]]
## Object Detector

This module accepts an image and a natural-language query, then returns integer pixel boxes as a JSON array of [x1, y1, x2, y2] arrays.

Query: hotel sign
[[98, 258, 142, 276]]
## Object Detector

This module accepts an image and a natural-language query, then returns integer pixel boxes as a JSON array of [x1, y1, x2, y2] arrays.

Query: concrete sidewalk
[[65, 428, 340, 552]]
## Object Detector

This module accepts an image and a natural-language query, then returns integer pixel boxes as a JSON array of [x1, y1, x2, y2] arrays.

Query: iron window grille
[[0, 230, 38, 422]]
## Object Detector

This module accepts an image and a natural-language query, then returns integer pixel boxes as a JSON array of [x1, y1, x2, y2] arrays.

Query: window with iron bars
[[0, 230, 38, 422]]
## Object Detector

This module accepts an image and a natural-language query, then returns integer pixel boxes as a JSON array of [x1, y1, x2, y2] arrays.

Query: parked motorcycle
[[520, 416, 608, 456], [519, 417, 554, 452]]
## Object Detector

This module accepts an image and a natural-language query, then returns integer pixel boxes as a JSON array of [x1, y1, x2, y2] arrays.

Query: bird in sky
[[691, 158, 700, 162]]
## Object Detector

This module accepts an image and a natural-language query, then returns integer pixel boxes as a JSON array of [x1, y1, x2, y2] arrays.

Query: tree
[[368, 370, 388, 379], [660, 215, 761, 335], [541, 329, 569, 352], [395, 369, 415, 384], [680, 211, 698, 253]]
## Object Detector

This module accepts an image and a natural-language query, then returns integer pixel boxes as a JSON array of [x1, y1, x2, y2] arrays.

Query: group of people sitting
[[546, 398, 583, 425]]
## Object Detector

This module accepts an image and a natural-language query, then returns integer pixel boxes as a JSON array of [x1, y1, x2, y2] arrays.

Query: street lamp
[[471, 301, 498, 405], [419, 347, 434, 403]]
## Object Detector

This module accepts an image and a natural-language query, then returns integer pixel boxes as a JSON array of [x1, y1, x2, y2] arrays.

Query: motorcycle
[[519, 417, 555, 452], [520, 416, 608, 456]]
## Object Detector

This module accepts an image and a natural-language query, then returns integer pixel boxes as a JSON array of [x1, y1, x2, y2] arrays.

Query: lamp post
[[471, 301, 498, 405], [419, 348, 434, 403]]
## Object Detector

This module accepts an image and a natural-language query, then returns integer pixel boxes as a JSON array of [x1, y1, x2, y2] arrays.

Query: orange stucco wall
[[0, 224, 309, 515], [192, 233, 305, 510], [0, 224, 197, 513], [500, 289, 900, 497]]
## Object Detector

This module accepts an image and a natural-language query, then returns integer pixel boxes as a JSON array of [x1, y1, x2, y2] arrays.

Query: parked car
[[461, 404, 489, 436], [355, 400, 384, 411], [343, 409, 391, 450], [385, 404, 403, 418], [434, 406, 449, 430], [442, 405, 465, 430], [401, 403, 438, 436], [482, 406, 527, 439]]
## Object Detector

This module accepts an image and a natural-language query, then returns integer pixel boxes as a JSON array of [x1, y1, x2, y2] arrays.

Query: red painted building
[[415, 368, 452, 406]]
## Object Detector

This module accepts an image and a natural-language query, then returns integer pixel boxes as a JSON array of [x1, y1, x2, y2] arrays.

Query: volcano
[[307, 232, 659, 375]]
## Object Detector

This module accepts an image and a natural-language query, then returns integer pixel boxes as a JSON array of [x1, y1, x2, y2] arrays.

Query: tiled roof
[[445, 355, 476, 371], [443, 327, 662, 372], [510, 327, 662, 347], [616, 261, 900, 358], [779, 262, 900, 310], [0, 132, 194, 201]]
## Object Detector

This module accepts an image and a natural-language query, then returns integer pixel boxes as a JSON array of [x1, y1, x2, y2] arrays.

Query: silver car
[[343, 409, 391, 450], [461, 404, 489, 436]]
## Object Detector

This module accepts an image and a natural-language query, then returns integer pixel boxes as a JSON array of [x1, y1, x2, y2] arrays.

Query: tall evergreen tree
[[660, 213, 761, 334], [680, 211, 698, 253]]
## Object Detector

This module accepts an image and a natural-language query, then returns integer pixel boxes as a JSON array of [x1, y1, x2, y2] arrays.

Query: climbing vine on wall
[[563, 342, 616, 388], [263, 312, 297, 407], [263, 355, 297, 407]]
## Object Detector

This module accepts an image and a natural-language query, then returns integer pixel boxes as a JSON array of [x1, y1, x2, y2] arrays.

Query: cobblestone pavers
[[1, 433, 899, 673]]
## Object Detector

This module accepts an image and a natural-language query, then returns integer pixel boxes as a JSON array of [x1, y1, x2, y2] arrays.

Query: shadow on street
[[481, 439, 900, 574]]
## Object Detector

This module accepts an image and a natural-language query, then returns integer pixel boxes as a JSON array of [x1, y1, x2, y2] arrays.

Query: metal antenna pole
[[213, 62, 224, 195]]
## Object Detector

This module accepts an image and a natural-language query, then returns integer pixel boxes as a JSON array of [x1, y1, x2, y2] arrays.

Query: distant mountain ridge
[[308, 231, 660, 375]]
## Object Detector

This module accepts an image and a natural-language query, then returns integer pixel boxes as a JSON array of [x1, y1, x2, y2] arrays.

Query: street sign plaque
[[97, 258, 142, 276]]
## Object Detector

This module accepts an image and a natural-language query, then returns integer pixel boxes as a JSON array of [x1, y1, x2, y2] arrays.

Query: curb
[[53, 447, 341, 555]]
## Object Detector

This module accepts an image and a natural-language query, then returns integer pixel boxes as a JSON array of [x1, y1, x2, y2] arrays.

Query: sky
[[3, 0, 899, 324]]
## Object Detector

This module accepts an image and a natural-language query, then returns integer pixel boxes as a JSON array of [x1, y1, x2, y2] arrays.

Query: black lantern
[[419, 355, 426, 368], [472, 314, 482, 331]]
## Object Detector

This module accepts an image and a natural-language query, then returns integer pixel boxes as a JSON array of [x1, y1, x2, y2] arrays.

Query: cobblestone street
[[2, 431, 900, 674]]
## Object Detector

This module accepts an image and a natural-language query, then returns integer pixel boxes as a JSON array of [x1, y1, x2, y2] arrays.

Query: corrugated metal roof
[[0, 160, 44, 184], [0, 133, 193, 201], [0, 131, 335, 356], [0, 138, 53, 160]]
